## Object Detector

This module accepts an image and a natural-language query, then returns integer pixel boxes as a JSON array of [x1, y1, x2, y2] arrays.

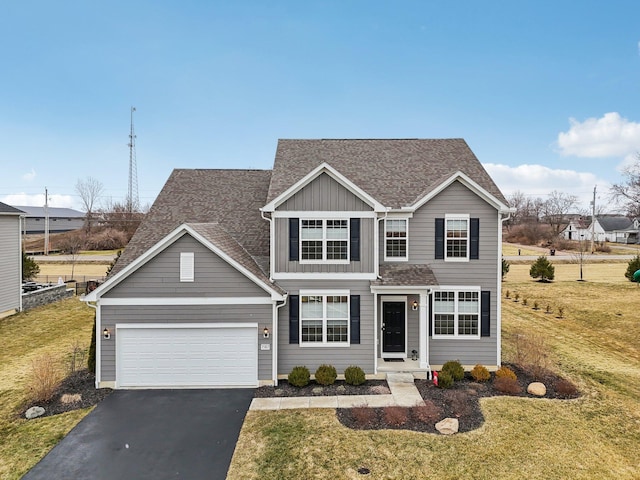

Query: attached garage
[[115, 323, 258, 388]]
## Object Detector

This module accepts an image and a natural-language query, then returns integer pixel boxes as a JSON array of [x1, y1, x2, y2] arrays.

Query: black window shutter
[[470, 218, 480, 260], [428, 294, 433, 337], [289, 218, 299, 261], [350, 218, 360, 261], [350, 295, 360, 344], [481, 291, 490, 337], [435, 218, 444, 259], [289, 295, 299, 344]]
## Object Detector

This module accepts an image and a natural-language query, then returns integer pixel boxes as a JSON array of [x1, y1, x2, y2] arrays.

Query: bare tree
[[100, 198, 145, 241], [58, 232, 85, 280], [75, 177, 104, 234], [542, 191, 579, 237], [611, 153, 640, 218]]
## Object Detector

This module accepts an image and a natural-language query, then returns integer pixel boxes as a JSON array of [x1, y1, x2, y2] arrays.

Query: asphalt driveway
[[22, 389, 254, 480]]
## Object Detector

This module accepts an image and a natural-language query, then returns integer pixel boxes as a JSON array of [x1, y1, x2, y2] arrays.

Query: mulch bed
[[21, 369, 112, 419], [336, 363, 580, 433], [255, 379, 390, 397]]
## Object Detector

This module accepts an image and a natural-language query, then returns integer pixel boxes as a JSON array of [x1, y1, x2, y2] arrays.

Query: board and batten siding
[[276, 280, 374, 375], [0, 216, 21, 315], [106, 234, 269, 298], [278, 173, 371, 211], [100, 304, 273, 381]]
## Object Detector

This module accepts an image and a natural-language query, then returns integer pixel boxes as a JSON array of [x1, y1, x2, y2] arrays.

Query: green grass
[[229, 266, 640, 479], [0, 298, 94, 480]]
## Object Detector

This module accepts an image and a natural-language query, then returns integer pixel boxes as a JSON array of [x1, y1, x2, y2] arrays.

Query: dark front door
[[382, 302, 405, 354]]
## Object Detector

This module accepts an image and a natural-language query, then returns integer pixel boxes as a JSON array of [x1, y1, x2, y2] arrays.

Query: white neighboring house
[[562, 215, 639, 244], [0, 202, 24, 318]]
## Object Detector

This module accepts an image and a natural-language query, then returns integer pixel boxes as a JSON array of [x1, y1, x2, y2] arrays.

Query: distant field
[[504, 262, 627, 283], [35, 263, 109, 279]]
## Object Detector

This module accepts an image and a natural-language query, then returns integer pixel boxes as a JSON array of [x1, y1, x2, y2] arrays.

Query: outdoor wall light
[[412, 300, 419, 310], [103, 328, 111, 340], [263, 326, 270, 339]]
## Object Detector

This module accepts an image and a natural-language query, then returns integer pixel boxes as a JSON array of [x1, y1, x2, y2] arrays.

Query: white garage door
[[116, 323, 258, 388]]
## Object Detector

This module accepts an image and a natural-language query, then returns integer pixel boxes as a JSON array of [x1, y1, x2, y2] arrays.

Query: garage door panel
[[116, 325, 258, 388]]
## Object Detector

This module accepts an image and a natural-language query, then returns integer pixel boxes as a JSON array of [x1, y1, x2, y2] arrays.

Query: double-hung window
[[385, 219, 408, 261], [432, 290, 479, 338], [445, 215, 469, 260], [300, 293, 349, 345], [301, 219, 348, 262]]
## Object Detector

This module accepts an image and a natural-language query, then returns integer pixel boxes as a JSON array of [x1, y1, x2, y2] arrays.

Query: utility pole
[[44, 187, 49, 256], [127, 106, 139, 213], [590, 185, 596, 254]]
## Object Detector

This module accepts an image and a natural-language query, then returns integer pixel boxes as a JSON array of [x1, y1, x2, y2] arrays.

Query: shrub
[[344, 366, 366, 386], [624, 255, 640, 282], [351, 404, 376, 427], [66, 340, 86, 375], [471, 364, 490, 382], [545, 304, 551, 314], [533, 301, 539, 310], [595, 241, 611, 253], [442, 360, 465, 381], [530, 255, 555, 282], [314, 364, 337, 386], [557, 307, 564, 318], [288, 366, 310, 387], [27, 353, 62, 403], [514, 292, 520, 302], [502, 258, 510, 280], [511, 329, 552, 380], [505, 289, 510, 299], [522, 298, 528, 306], [383, 406, 408, 426], [493, 377, 522, 395], [411, 401, 442, 423], [495, 366, 517, 381], [437, 370, 454, 389], [22, 252, 40, 281]]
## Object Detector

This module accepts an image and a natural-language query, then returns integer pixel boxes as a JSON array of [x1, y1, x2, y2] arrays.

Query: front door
[[382, 301, 406, 356]]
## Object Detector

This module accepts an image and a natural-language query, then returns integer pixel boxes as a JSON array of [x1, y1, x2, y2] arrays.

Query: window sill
[[299, 343, 351, 347], [431, 335, 481, 340]]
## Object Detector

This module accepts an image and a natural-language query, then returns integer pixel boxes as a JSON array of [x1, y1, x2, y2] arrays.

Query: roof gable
[[0, 202, 25, 215]]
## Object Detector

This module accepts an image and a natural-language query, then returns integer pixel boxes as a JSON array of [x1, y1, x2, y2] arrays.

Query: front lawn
[[0, 298, 94, 480], [228, 267, 640, 479]]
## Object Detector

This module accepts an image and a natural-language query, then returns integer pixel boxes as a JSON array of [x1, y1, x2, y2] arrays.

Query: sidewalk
[[249, 373, 424, 411]]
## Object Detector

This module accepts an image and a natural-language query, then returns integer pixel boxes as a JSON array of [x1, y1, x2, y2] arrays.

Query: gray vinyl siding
[[106, 234, 269, 298], [276, 280, 374, 375], [274, 217, 375, 273], [379, 180, 500, 367], [0, 216, 21, 314], [278, 173, 371, 211], [100, 304, 273, 381]]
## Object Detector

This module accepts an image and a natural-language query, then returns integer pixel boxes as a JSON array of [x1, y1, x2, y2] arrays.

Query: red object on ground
[[433, 371, 439, 386]]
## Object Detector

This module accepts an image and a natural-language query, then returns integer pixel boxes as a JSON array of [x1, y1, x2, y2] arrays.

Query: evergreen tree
[[530, 256, 555, 282], [22, 252, 39, 281], [625, 255, 640, 282]]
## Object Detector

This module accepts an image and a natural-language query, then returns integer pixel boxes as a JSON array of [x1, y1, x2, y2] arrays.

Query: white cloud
[[483, 163, 611, 211], [0, 193, 77, 209], [557, 112, 640, 158], [22, 168, 36, 181]]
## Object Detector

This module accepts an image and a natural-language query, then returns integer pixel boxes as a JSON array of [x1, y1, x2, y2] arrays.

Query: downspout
[[273, 295, 288, 386], [373, 210, 388, 374], [19, 214, 25, 312], [85, 301, 100, 388]]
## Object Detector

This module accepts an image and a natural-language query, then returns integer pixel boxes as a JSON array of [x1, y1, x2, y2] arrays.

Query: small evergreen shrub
[[514, 293, 520, 302], [344, 366, 366, 386], [557, 307, 564, 318], [442, 360, 465, 381], [530, 255, 555, 282], [314, 364, 337, 385], [87, 315, 96, 374], [495, 366, 517, 381], [437, 370, 454, 389], [502, 258, 510, 280], [288, 366, 310, 387], [624, 255, 640, 282], [471, 364, 490, 382], [493, 377, 522, 395], [545, 304, 551, 314], [533, 301, 539, 310]]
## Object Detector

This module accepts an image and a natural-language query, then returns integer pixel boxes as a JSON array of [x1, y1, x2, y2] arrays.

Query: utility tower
[[127, 106, 139, 213]]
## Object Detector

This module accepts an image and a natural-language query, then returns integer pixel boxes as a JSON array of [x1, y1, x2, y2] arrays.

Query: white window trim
[[444, 214, 470, 262], [299, 219, 350, 265], [431, 288, 481, 339], [299, 289, 350, 347], [384, 218, 409, 262], [180, 252, 194, 282]]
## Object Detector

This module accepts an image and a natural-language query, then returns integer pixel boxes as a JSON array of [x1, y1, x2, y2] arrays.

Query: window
[[385, 219, 408, 260], [180, 252, 194, 282], [432, 290, 479, 337], [300, 219, 348, 262], [301, 293, 349, 345], [446, 216, 469, 260]]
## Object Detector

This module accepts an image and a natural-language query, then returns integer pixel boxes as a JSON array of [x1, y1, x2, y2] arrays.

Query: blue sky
[[1, 1, 639, 212]]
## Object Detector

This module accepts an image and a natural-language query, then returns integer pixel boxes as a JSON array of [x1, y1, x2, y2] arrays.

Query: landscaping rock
[[370, 385, 391, 395], [312, 387, 324, 395], [336, 385, 346, 394], [25, 406, 45, 419], [527, 382, 547, 396], [61, 393, 82, 404], [435, 417, 459, 435]]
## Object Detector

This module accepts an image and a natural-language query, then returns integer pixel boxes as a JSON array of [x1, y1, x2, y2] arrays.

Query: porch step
[[386, 372, 415, 383]]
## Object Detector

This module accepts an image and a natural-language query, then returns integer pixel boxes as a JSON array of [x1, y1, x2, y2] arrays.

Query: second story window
[[385, 219, 408, 261], [446, 216, 469, 260], [301, 219, 348, 262]]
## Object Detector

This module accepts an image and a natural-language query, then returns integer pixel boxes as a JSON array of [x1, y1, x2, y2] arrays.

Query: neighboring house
[[0, 202, 24, 318], [14, 206, 85, 234], [560, 216, 590, 240], [84, 139, 513, 389]]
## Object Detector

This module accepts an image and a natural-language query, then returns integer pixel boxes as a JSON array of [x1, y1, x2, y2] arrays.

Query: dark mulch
[[255, 379, 390, 398], [336, 363, 580, 434], [21, 369, 112, 419]]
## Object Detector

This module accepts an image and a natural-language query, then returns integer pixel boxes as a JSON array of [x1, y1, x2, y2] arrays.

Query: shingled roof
[[110, 169, 272, 276], [596, 216, 633, 232], [0, 202, 25, 215], [267, 139, 507, 209], [372, 264, 439, 287]]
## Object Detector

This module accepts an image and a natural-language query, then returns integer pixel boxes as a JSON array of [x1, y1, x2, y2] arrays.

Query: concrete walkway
[[250, 373, 424, 411]]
